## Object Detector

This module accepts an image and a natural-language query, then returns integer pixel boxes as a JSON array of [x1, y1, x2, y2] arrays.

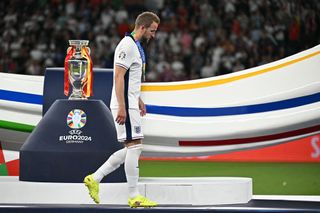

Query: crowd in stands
[[1, 0, 319, 81]]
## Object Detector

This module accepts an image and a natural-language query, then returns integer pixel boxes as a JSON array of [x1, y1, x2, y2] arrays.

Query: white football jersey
[[110, 36, 143, 109]]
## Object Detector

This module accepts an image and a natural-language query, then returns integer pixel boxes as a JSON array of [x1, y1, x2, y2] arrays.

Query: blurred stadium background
[[1, 0, 319, 80]]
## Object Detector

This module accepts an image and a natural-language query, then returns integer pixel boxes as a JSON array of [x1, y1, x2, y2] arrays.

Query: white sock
[[125, 144, 142, 198], [93, 147, 127, 183]]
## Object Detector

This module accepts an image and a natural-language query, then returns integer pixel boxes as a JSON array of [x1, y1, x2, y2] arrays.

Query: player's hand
[[139, 98, 146, 116], [116, 107, 126, 125]]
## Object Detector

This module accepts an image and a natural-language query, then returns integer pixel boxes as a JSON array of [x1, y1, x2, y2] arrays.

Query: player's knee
[[127, 143, 142, 151], [125, 139, 142, 148]]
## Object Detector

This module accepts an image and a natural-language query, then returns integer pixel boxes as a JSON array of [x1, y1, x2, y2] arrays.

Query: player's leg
[[124, 109, 157, 208], [93, 147, 127, 182], [125, 141, 157, 208], [84, 109, 128, 204], [125, 142, 142, 198], [84, 147, 127, 204]]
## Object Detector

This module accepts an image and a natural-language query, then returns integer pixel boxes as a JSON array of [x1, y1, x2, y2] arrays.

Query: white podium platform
[[0, 176, 252, 206]]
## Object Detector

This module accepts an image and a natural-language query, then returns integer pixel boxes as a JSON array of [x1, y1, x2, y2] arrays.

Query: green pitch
[[140, 161, 320, 195]]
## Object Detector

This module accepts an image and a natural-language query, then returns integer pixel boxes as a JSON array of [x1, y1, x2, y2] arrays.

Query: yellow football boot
[[128, 195, 157, 208], [84, 174, 100, 204]]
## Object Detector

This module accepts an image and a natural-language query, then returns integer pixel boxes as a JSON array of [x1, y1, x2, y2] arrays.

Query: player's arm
[[139, 97, 146, 116], [114, 65, 127, 125]]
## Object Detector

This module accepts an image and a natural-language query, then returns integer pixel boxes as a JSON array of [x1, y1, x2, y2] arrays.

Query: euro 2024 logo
[[67, 109, 86, 129], [59, 109, 91, 143]]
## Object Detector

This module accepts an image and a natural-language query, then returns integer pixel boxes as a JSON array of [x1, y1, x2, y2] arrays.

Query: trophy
[[64, 40, 93, 100]]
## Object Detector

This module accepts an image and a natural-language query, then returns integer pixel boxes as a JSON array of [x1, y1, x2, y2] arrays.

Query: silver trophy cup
[[68, 40, 90, 100]]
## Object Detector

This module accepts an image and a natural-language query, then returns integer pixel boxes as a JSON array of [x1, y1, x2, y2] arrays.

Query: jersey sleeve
[[114, 38, 134, 70]]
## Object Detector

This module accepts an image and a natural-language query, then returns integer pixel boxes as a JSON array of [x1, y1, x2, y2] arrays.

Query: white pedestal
[[0, 176, 252, 206]]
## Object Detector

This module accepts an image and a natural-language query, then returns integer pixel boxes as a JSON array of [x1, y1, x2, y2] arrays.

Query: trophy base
[[69, 92, 87, 100], [19, 99, 125, 183], [68, 96, 88, 100]]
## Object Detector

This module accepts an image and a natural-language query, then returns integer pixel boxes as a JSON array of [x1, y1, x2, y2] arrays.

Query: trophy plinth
[[20, 99, 125, 183]]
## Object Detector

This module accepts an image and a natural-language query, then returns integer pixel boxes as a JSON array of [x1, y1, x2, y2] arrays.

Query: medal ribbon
[[135, 40, 146, 81]]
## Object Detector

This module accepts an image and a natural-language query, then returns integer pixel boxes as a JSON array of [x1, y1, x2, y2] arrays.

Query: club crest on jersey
[[134, 126, 141, 134], [119, 51, 126, 60]]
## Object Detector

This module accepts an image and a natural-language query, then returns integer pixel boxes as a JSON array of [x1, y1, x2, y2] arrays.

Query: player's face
[[142, 22, 158, 43]]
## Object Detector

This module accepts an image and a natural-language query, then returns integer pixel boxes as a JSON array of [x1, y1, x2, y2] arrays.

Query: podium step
[[0, 176, 252, 206]]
